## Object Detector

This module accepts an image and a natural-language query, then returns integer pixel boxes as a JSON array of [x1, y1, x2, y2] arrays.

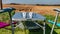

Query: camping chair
[[0, 7, 16, 34], [48, 8, 60, 34]]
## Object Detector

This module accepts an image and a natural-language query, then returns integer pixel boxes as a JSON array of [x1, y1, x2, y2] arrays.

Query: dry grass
[[3, 4, 60, 16]]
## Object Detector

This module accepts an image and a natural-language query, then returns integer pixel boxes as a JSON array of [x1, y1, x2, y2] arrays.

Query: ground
[[0, 4, 60, 34]]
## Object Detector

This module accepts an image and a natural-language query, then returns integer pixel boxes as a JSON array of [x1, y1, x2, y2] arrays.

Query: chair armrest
[[53, 8, 60, 12], [0, 7, 16, 13]]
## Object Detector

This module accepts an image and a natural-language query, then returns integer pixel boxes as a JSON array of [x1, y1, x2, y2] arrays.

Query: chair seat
[[0, 22, 16, 28], [0, 22, 10, 28], [48, 20, 60, 27]]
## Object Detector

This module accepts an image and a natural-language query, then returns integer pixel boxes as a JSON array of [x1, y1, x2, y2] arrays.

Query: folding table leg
[[43, 21, 45, 34], [33, 20, 45, 34]]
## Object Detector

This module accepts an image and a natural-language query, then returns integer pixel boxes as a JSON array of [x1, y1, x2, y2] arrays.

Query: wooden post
[[0, 0, 3, 9]]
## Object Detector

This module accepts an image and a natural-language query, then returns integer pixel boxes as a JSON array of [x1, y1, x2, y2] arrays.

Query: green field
[[0, 12, 60, 34]]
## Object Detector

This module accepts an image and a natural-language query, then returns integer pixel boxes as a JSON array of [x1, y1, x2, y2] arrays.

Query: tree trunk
[[0, 0, 2, 9]]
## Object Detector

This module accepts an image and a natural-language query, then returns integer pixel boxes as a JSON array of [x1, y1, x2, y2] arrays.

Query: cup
[[22, 12, 26, 18], [29, 12, 33, 18]]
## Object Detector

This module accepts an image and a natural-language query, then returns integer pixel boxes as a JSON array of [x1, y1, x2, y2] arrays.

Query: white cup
[[22, 12, 26, 18], [29, 12, 33, 18]]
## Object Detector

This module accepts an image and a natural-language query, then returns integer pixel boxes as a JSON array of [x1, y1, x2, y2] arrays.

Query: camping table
[[12, 12, 46, 34]]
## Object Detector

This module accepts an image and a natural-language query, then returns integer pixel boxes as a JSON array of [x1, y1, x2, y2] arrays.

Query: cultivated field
[[3, 4, 60, 16]]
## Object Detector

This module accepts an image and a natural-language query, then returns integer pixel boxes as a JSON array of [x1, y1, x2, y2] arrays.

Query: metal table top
[[12, 12, 46, 21]]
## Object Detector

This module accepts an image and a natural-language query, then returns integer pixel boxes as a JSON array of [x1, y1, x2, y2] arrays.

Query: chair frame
[[0, 8, 15, 34], [50, 8, 60, 34]]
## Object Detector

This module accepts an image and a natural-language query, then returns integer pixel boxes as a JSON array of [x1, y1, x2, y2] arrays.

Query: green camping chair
[[48, 8, 60, 34], [0, 7, 16, 34]]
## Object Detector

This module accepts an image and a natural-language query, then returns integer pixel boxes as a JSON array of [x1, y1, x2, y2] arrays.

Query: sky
[[2, 0, 60, 4]]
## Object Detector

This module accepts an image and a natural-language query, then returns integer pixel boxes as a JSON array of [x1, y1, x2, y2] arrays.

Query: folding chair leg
[[50, 12, 59, 34], [11, 24, 15, 34], [9, 12, 15, 34]]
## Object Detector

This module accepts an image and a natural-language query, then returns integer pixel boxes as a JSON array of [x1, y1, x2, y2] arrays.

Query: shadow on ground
[[28, 24, 57, 34]]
